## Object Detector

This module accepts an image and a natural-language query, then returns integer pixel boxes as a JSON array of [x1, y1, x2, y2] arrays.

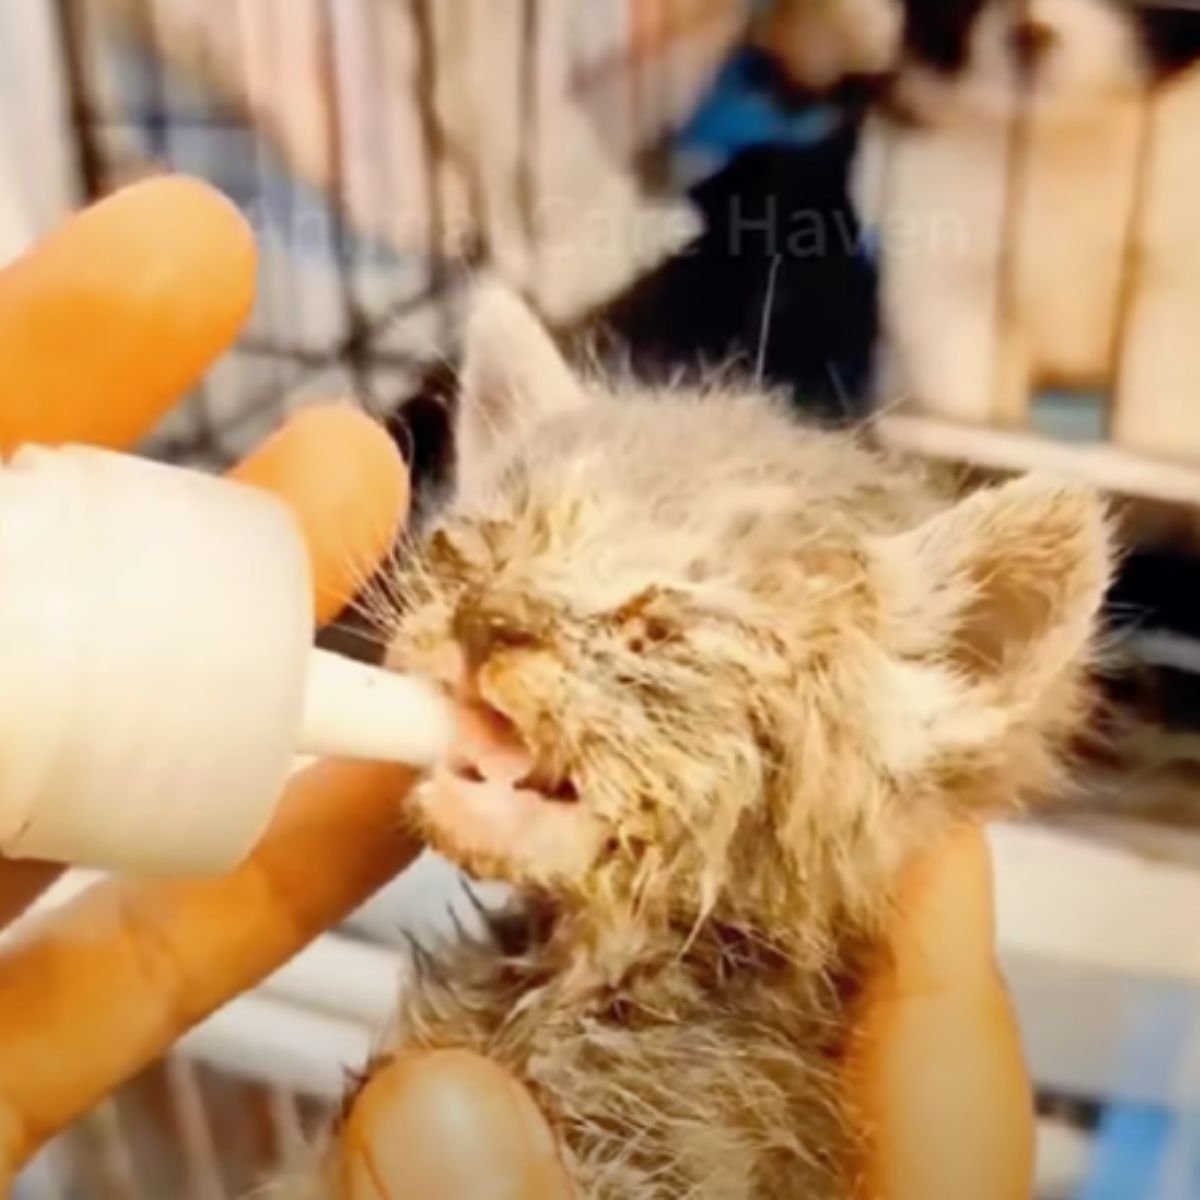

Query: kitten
[[854, 0, 1200, 454], [284, 286, 1111, 1198]]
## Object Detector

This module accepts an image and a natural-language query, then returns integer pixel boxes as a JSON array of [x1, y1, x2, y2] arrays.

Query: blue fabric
[[677, 50, 841, 154], [672, 48, 845, 185], [1080, 989, 1198, 1200], [1082, 1106, 1172, 1200]]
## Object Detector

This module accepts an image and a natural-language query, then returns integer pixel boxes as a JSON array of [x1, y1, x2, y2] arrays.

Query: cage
[[1, 1, 1198, 1197]]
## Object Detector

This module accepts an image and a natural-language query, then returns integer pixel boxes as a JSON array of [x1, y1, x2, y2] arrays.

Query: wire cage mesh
[[56, 0, 426, 468], [18, 1057, 331, 1200], [50, 0, 744, 471]]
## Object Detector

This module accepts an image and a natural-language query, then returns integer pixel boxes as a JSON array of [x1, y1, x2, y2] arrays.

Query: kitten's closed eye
[[454, 596, 549, 669], [427, 523, 494, 577]]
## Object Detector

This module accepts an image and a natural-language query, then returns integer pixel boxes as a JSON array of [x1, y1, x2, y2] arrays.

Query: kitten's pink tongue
[[452, 701, 536, 787], [425, 700, 580, 864]]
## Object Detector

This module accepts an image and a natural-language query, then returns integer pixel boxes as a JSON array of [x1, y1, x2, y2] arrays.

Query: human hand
[[336, 829, 1035, 1200], [0, 177, 419, 1185]]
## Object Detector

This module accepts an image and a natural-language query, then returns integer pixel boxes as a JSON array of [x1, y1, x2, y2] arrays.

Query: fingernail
[[341, 1052, 570, 1200], [505, 1075, 560, 1160]]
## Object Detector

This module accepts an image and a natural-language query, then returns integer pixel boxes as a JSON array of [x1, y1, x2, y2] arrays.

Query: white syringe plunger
[[0, 444, 451, 876]]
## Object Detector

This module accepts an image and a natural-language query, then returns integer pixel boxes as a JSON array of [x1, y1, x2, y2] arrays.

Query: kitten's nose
[[447, 598, 543, 789], [1009, 19, 1057, 71]]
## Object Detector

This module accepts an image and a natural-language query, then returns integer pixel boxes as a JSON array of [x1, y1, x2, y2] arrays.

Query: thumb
[[340, 1050, 573, 1200], [849, 829, 1034, 1200]]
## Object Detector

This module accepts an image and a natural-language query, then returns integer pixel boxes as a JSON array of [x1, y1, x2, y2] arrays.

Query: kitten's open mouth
[[450, 759, 579, 805], [446, 699, 580, 806], [423, 699, 589, 870], [422, 753, 596, 880], [516, 766, 579, 805]]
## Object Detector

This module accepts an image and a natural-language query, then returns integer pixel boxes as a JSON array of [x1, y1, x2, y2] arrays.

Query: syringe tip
[[299, 648, 454, 768]]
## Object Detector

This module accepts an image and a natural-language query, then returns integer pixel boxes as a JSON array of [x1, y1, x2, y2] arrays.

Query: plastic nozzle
[[0, 445, 451, 875], [299, 648, 452, 768]]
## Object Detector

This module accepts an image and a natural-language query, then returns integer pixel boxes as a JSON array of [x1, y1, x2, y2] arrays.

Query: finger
[[0, 760, 422, 1182], [0, 175, 255, 451], [0, 405, 407, 929], [850, 829, 1035, 1200], [342, 1051, 573, 1200], [232, 404, 408, 625]]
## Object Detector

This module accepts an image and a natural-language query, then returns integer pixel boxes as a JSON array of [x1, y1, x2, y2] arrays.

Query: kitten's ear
[[876, 476, 1112, 743], [458, 283, 587, 468]]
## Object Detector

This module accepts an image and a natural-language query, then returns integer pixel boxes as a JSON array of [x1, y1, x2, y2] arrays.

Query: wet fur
[[275, 286, 1112, 1198]]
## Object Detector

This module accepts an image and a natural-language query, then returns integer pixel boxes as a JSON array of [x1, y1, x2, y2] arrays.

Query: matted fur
[[270, 286, 1112, 1199]]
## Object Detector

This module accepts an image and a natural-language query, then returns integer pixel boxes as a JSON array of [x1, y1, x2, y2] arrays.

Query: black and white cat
[[854, 0, 1200, 458]]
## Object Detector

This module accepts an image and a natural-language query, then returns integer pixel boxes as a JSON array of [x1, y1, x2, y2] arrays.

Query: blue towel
[[672, 47, 846, 187], [1080, 988, 1198, 1200]]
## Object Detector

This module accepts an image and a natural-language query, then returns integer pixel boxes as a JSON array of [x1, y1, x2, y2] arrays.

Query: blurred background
[[1, 0, 1199, 1197]]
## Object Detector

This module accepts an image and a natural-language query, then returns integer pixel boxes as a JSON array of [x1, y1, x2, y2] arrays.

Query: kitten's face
[[389, 287, 1110, 940], [896, 0, 1200, 123]]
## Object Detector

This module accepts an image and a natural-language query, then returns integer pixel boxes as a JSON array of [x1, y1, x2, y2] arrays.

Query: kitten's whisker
[[755, 254, 784, 386]]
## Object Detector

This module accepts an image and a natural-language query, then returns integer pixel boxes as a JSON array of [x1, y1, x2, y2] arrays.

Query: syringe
[[0, 444, 452, 875]]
